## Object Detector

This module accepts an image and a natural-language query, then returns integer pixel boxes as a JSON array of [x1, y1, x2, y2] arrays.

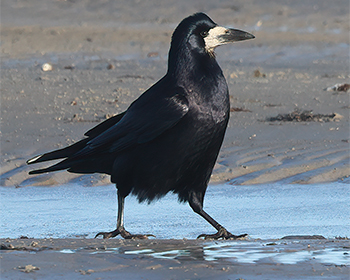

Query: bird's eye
[[200, 31, 208, 37]]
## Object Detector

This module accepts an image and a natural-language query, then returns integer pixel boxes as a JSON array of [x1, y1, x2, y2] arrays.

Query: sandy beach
[[1, 0, 349, 278], [1, 237, 349, 279], [1, 0, 349, 187]]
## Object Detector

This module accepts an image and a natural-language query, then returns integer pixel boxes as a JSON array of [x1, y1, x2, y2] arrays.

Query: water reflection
[[87, 240, 349, 265]]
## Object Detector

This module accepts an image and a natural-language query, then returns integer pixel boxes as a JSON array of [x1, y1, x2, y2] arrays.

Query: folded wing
[[27, 86, 189, 175]]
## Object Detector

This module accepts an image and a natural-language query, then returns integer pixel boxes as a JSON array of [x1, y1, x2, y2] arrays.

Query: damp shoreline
[[1, 237, 349, 279]]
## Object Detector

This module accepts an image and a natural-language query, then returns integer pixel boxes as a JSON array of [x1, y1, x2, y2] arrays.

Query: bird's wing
[[27, 111, 127, 165], [76, 86, 189, 156], [84, 111, 126, 138]]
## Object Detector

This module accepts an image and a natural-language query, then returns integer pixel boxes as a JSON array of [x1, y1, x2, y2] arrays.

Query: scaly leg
[[196, 208, 247, 240], [189, 191, 247, 240], [95, 190, 155, 239]]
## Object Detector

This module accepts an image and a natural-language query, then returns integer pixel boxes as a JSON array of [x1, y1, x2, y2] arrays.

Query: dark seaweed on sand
[[267, 110, 337, 122]]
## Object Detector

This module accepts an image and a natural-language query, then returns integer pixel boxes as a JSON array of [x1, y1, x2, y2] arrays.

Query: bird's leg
[[189, 193, 247, 240], [196, 208, 247, 240], [95, 190, 155, 239]]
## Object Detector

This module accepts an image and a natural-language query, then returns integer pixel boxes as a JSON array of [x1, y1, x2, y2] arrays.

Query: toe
[[119, 228, 155, 239], [197, 229, 248, 240], [95, 228, 155, 240], [94, 229, 120, 239], [229, 233, 248, 239], [94, 232, 109, 239], [123, 233, 155, 240]]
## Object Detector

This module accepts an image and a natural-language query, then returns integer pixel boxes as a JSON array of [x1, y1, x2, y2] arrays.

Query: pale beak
[[204, 26, 255, 53], [219, 28, 255, 43]]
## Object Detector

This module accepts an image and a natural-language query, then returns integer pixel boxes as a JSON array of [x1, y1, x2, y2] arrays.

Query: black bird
[[27, 13, 254, 240]]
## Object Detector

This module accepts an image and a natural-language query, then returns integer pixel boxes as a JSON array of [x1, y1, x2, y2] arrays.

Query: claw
[[197, 227, 248, 240], [94, 230, 119, 239], [124, 234, 156, 240], [94, 227, 155, 239]]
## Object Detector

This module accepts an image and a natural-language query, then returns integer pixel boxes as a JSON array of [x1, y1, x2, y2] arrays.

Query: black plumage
[[27, 13, 254, 239]]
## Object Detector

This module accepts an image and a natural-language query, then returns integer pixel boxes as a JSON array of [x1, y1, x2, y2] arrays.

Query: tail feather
[[27, 111, 126, 175], [28, 154, 92, 175], [28, 158, 72, 175], [27, 139, 89, 165], [29, 155, 113, 175]]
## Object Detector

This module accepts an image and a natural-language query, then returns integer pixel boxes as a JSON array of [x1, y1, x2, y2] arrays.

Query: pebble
[[17, 265, 40, 273], [42, 63, 53, 72]]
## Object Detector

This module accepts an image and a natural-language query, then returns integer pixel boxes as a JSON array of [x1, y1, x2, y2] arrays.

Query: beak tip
[[246, 33, 255, 40]]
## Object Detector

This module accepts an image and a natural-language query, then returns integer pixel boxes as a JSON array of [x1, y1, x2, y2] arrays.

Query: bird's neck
[[167, 45, 229, 115], [167, 45, 222, 86]]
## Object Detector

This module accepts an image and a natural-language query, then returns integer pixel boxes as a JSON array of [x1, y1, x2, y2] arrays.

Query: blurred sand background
[[1, 0, 349, 187]]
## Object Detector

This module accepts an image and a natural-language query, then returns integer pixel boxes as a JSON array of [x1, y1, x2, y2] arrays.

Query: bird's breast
[[188, 92, 229, 125]]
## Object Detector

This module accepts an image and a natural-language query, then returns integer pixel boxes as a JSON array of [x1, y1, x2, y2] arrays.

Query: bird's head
[[170, 13, 255, 58]]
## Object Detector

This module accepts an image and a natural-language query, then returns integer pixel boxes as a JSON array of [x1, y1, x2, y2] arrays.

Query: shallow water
[[1, 183, 348, 239], [122, 242, 349, 265], [54, 241, 349, 266]]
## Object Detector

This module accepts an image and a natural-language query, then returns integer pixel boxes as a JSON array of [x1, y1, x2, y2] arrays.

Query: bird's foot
[[197, 227, 248, 240], [94, 227, 155, 239]]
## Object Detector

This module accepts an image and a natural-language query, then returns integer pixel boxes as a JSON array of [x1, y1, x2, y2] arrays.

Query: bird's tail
[[27, 111, 127, 175], [27, 158, 75, 175], [27, 139, 89, 174]]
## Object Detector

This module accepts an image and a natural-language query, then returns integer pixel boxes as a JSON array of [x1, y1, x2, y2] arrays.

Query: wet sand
[[1, 184, 349, 278], [1, 237, 349, 279], [1, 0, 349, 278]]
